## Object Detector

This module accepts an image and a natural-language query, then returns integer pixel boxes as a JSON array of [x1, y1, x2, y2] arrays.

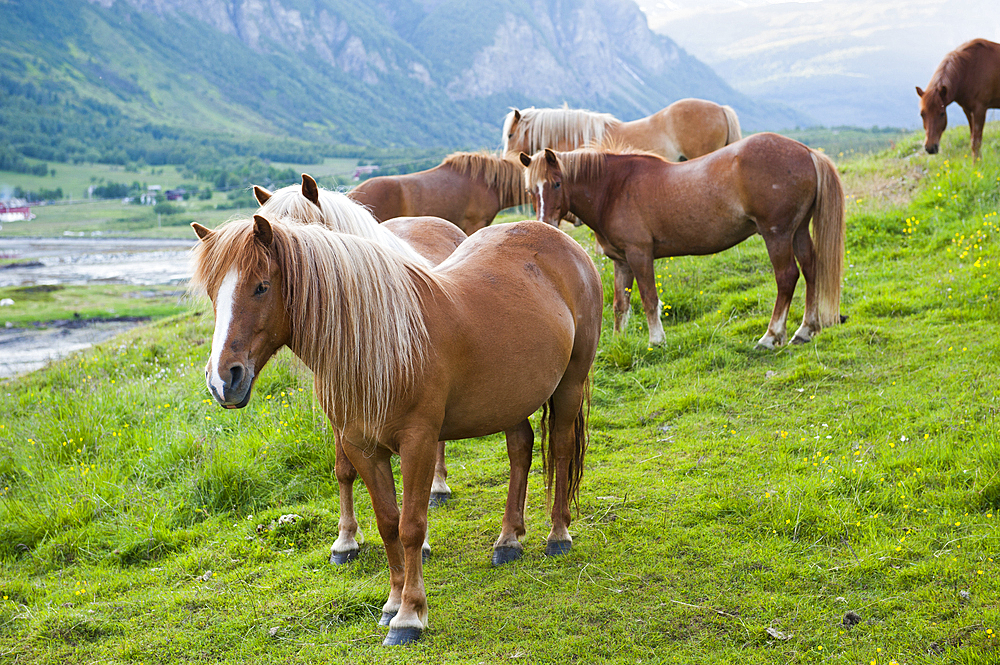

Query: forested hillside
[[0, 0, 809, 174]]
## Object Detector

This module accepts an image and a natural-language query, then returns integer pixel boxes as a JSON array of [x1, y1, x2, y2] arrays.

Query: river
[[0, 235, 196, 379]]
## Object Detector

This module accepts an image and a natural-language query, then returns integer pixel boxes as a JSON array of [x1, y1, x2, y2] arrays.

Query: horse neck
[[280, 228, 431, 431], [564, 170, 608, 230]]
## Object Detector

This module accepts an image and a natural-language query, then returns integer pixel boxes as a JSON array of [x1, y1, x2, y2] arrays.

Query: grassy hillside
[[0, 126, 998, 663]]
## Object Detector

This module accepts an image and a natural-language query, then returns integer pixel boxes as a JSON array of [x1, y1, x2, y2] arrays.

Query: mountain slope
[[1, 0, 808, 163]]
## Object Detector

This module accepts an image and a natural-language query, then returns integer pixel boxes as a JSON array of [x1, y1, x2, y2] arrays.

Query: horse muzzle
[[924, 143, 939, 155], [206, 362, 256, 409]]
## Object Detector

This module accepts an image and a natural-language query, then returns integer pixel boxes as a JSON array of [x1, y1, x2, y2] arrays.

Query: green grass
[[0, 284, 189, 325], [0, 125, 999, 663]]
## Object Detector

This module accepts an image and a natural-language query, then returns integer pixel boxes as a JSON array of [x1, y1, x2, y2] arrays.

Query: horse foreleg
[[492, 419, 533, 566], [758, 235, 799, 349], [612, 259, 635, 334], [342, 443, 403, 629], [790, 223, 819, 344], [383, 431, 438, 646], [429, 439, 451, 507], [969, 107, 987, 159], [624, 249, 664, 345], [330, 431, 364, 564]]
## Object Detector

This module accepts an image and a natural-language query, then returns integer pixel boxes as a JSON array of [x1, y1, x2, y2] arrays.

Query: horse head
[[191, 215, 292, 409], [502, 109, 523, 156], [521, 149, 566, 227], [916, 85, 949, 154]]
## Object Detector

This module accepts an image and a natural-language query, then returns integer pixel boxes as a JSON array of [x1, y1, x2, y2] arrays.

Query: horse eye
[[553, 182, 561, 190], [254, 282, 269, 296]]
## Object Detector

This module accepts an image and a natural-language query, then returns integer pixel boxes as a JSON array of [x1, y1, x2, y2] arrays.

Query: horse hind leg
[[330, 432, 365, 565], [492, 419, 533, 566], [790, 222, 820, 344], [543, 376, 590, 557], [428, 440, 451, 507], [756, 234, 799, 349]]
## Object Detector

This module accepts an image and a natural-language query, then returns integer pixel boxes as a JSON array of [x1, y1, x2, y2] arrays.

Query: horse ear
[[938, 85, 947, 100], [519, 152, 531, 167], [513, 109, 521, 122], [544, 148, 558, 166], [191, 222, 212, 241], [915, 86, 924, 98], [301, 173, 320, 207], [253, 185, 272, 205], [253, 215, 273, 247]]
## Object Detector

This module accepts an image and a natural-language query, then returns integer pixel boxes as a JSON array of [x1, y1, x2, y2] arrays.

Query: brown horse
[[347, 151, 529, 234], [521, 133, 845, 349], [191, 216, 602, 646], [253, 175, 466, 564], [917, 38, 1000, 158], [503, 98, 742, 163]]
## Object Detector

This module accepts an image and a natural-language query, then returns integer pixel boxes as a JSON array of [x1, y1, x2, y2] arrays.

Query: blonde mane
[[257, 184, 431, 266], [504, 107, 622, 156], [191, 218, 433, 434], [524, 149, 609, 187], [440, 151, 529, 206]]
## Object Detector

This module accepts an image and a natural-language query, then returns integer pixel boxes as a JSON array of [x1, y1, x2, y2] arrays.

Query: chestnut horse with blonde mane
[[347, 152, 529, 234], [252, 174, 467, 564], [192, 216, 601, 646], [917, 38, 1000, 158], [521, 133, 845, 349], [503, 98, 742, 163]]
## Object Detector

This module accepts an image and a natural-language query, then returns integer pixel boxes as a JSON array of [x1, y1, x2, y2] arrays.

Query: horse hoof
[[330, 549, 359, 565], [491, 545, 523, 566], [382, 626, 422, 646], [791, 335, 810, 345], [379, 611, 397, 627], [428, 492, 450, 508], [545, 540, 572, 557], [422, 547, 431, 564]]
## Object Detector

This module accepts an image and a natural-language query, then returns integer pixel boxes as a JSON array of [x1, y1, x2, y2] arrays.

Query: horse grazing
[[191, 216, 602, 646], [917, 39, 1000, 158], [502, 98, 742, 163], [253, 174, 467, 564], [347, 151, 529, 234], [521, 133, 845, 349]]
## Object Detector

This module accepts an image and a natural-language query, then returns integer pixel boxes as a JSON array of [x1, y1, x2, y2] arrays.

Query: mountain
[[636, 0, 1000, 129], [0, 0, 808, 165]]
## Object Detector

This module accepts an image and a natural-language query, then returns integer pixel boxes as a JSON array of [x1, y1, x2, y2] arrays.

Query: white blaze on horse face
[[536, 182, 546, 222], [209, 267, 240, 397]]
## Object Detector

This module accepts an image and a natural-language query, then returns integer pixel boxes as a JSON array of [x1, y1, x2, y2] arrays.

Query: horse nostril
[[229, 364, 244, 387]]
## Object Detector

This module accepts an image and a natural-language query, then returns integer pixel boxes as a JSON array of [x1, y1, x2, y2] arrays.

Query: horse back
[[381, 216, 467, 266], [426, 222, 602, 439], [956, 39, 1000, 106]]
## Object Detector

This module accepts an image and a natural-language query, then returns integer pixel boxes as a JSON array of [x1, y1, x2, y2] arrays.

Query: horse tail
[[809, 149, 846, 329], [539, 375, 590, 511], [722, 105, 742, 144]]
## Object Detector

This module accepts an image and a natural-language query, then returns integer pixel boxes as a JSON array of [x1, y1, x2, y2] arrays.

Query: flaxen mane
[[257, 184, 431, 266], [191, 217, 433, 433], [504, 107, 621, 155], [441, 151, 530, 206], [523, 149, 609, 186]]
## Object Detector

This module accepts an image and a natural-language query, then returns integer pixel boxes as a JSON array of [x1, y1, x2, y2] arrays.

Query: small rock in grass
[[268, 626, 280, 638], [766, 627, 792, 640], [843, 610, 862, 626], [959, 590, 971, 602]]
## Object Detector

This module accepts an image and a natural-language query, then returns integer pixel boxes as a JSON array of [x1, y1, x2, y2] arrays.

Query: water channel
[[0, 236, 195, 378]]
